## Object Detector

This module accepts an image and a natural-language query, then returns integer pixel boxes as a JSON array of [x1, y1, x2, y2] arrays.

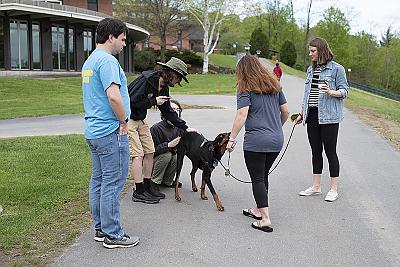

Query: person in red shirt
[[273, 62, 283, 81]]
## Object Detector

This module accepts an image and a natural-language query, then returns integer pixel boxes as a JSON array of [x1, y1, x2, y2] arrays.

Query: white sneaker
[[299, 186, 322, 196], [325, 190, 338, 202]]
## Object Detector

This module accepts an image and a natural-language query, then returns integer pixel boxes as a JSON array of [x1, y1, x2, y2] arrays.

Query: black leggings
[[306, 108, 340, 177], [244, 151, 280, 208]]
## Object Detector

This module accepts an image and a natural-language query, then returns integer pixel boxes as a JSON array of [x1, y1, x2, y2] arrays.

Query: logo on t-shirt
[[82, 70, 93, 84]]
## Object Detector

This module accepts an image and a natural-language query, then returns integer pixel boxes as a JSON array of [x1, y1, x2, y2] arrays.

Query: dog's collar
[[199, 138, 207, 148]]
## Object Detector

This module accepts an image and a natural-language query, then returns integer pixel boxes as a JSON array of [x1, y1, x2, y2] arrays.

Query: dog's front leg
[[190, 165, 198, 192], [200, 177, 207, 200], [203, 171, 224, 211], [174, 154, 185, 202]]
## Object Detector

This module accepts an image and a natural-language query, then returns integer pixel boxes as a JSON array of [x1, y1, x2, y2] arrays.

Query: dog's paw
[[217, 205, 225, 212], [175, 195, 181, 201], [192, 187, 198, 192], [201, 195, 208, 200]]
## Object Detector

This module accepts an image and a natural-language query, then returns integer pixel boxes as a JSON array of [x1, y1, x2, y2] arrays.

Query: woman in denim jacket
[[294, 37, 349, 202]]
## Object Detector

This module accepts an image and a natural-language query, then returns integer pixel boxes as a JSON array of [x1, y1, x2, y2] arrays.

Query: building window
[[87, 0, 98, 12], [52, 25, 66, 70], [83, 30, 93, 60], [10, 20, 29, 70], [32, 23, 41, 70], [68, 28, 75, 70], [0, 19, 4, 69]]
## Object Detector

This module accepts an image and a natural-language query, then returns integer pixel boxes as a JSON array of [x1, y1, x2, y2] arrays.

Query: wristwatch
[[120, 117, 129, 124]]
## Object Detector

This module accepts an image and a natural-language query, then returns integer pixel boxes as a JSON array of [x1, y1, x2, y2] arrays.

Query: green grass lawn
[[0, 77, 84, 120], [345, 88, 400, 123], [205, 53, 237, 69], [0, 74, 237, 120], [0, 135, 92, 266], [172, 73, 236, 95]]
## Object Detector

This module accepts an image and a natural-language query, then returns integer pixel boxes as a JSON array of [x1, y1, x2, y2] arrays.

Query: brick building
[[0, 0, 149, 73]]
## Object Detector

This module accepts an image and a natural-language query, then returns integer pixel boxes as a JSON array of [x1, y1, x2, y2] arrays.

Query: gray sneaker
[[299, 186, 322, 196], [325, 190, 338, 202], [94, 229, 107, 242], [103, 234, 139, 249]]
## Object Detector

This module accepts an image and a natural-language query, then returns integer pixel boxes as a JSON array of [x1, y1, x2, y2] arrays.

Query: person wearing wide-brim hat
[[127, 57, 196, 205], [156, 57, 189, 84]]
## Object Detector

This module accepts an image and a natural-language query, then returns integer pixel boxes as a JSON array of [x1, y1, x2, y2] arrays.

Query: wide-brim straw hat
[[157, 57, 189, 83]]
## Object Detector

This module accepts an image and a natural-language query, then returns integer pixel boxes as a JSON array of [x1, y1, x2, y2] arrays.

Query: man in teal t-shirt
[[82, 18, 138, 249]]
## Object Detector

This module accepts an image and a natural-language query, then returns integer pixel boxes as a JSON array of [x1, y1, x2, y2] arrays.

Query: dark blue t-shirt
[[237, 91, 287, 152]]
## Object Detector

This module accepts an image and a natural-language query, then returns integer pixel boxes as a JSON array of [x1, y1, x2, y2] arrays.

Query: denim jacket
[[302, 60, 349, 124]]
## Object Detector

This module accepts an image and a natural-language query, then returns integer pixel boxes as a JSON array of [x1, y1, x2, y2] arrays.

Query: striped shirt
[[308, 67, 322, 107]]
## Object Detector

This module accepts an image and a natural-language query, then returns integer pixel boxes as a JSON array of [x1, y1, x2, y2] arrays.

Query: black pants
[[306, 108, 340, 177], [244, 151, 280, 208]]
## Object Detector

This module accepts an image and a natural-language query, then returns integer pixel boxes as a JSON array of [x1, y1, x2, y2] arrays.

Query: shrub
[[280, 40, 297, 67], [164, 50, 203, 66], [134, 48, 157, 72], [249, 28, 269, 58]]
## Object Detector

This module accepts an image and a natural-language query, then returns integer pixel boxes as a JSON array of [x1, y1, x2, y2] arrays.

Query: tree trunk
[[303, 0, 312, 70], [160, 31, 167, 62], [203, 51, 209, 74], [202, 0, 210, 74]]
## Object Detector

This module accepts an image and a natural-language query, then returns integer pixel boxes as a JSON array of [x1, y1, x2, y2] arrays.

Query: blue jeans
[[86, 130, 129, 240]]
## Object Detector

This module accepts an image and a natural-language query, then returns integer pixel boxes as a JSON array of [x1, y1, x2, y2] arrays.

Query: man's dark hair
[[276, 63, 279, 66], [96, 18, 128, 44]]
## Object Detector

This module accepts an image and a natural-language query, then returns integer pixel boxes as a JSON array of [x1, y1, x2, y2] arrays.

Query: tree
[[380, 26, 394, 47], [314, 6, 351, 67], [348, 32, 378, 84], [280, 40, 296, 66], [249, 28, 269, 58], [114, 0, 183, 62], [185, 0, 234, 74], [303, 0, 313, 70]]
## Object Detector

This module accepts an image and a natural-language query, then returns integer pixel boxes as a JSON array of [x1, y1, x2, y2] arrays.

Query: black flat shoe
[[242, 209, 262, 220], [251, 221, 273, 232]]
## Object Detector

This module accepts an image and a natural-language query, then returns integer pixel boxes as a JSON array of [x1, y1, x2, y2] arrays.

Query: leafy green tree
[[114, 0, 183, 62], [280, 40, 297, 66], [347, 32, 378, 83], [375, 38, 400, 93], [249, 27, 269, 57], [314, 6, 351, 68]]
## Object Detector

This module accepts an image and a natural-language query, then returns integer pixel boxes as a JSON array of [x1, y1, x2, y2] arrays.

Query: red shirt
[[273, 66, 282, 78]]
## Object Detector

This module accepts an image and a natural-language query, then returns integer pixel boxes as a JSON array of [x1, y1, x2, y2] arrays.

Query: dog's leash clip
[[212, 160, 219, 168], [224, 169, 230, 176]]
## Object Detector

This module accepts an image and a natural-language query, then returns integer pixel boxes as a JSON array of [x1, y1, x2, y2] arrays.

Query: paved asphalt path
[[1, 69, 399, 266]]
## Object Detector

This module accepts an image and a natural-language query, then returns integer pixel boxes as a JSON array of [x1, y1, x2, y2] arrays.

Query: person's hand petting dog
[[186, 127, 197, 133]]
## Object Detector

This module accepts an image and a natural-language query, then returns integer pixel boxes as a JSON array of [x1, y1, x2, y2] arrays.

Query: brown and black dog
[[174, 132, 230, 211]]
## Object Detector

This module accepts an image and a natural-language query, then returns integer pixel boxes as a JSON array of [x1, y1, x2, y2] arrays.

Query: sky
[[292, 0, 400, 40]]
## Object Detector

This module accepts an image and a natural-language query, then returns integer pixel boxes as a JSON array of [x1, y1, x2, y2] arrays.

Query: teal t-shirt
[[82, 48, 131, 139]]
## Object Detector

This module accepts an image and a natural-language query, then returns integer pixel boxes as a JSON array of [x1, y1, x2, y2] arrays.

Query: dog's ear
[[209, 145, 214, 152]]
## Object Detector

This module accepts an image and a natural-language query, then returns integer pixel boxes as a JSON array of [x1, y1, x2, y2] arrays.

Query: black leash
[[218, 123, 297, 184]]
